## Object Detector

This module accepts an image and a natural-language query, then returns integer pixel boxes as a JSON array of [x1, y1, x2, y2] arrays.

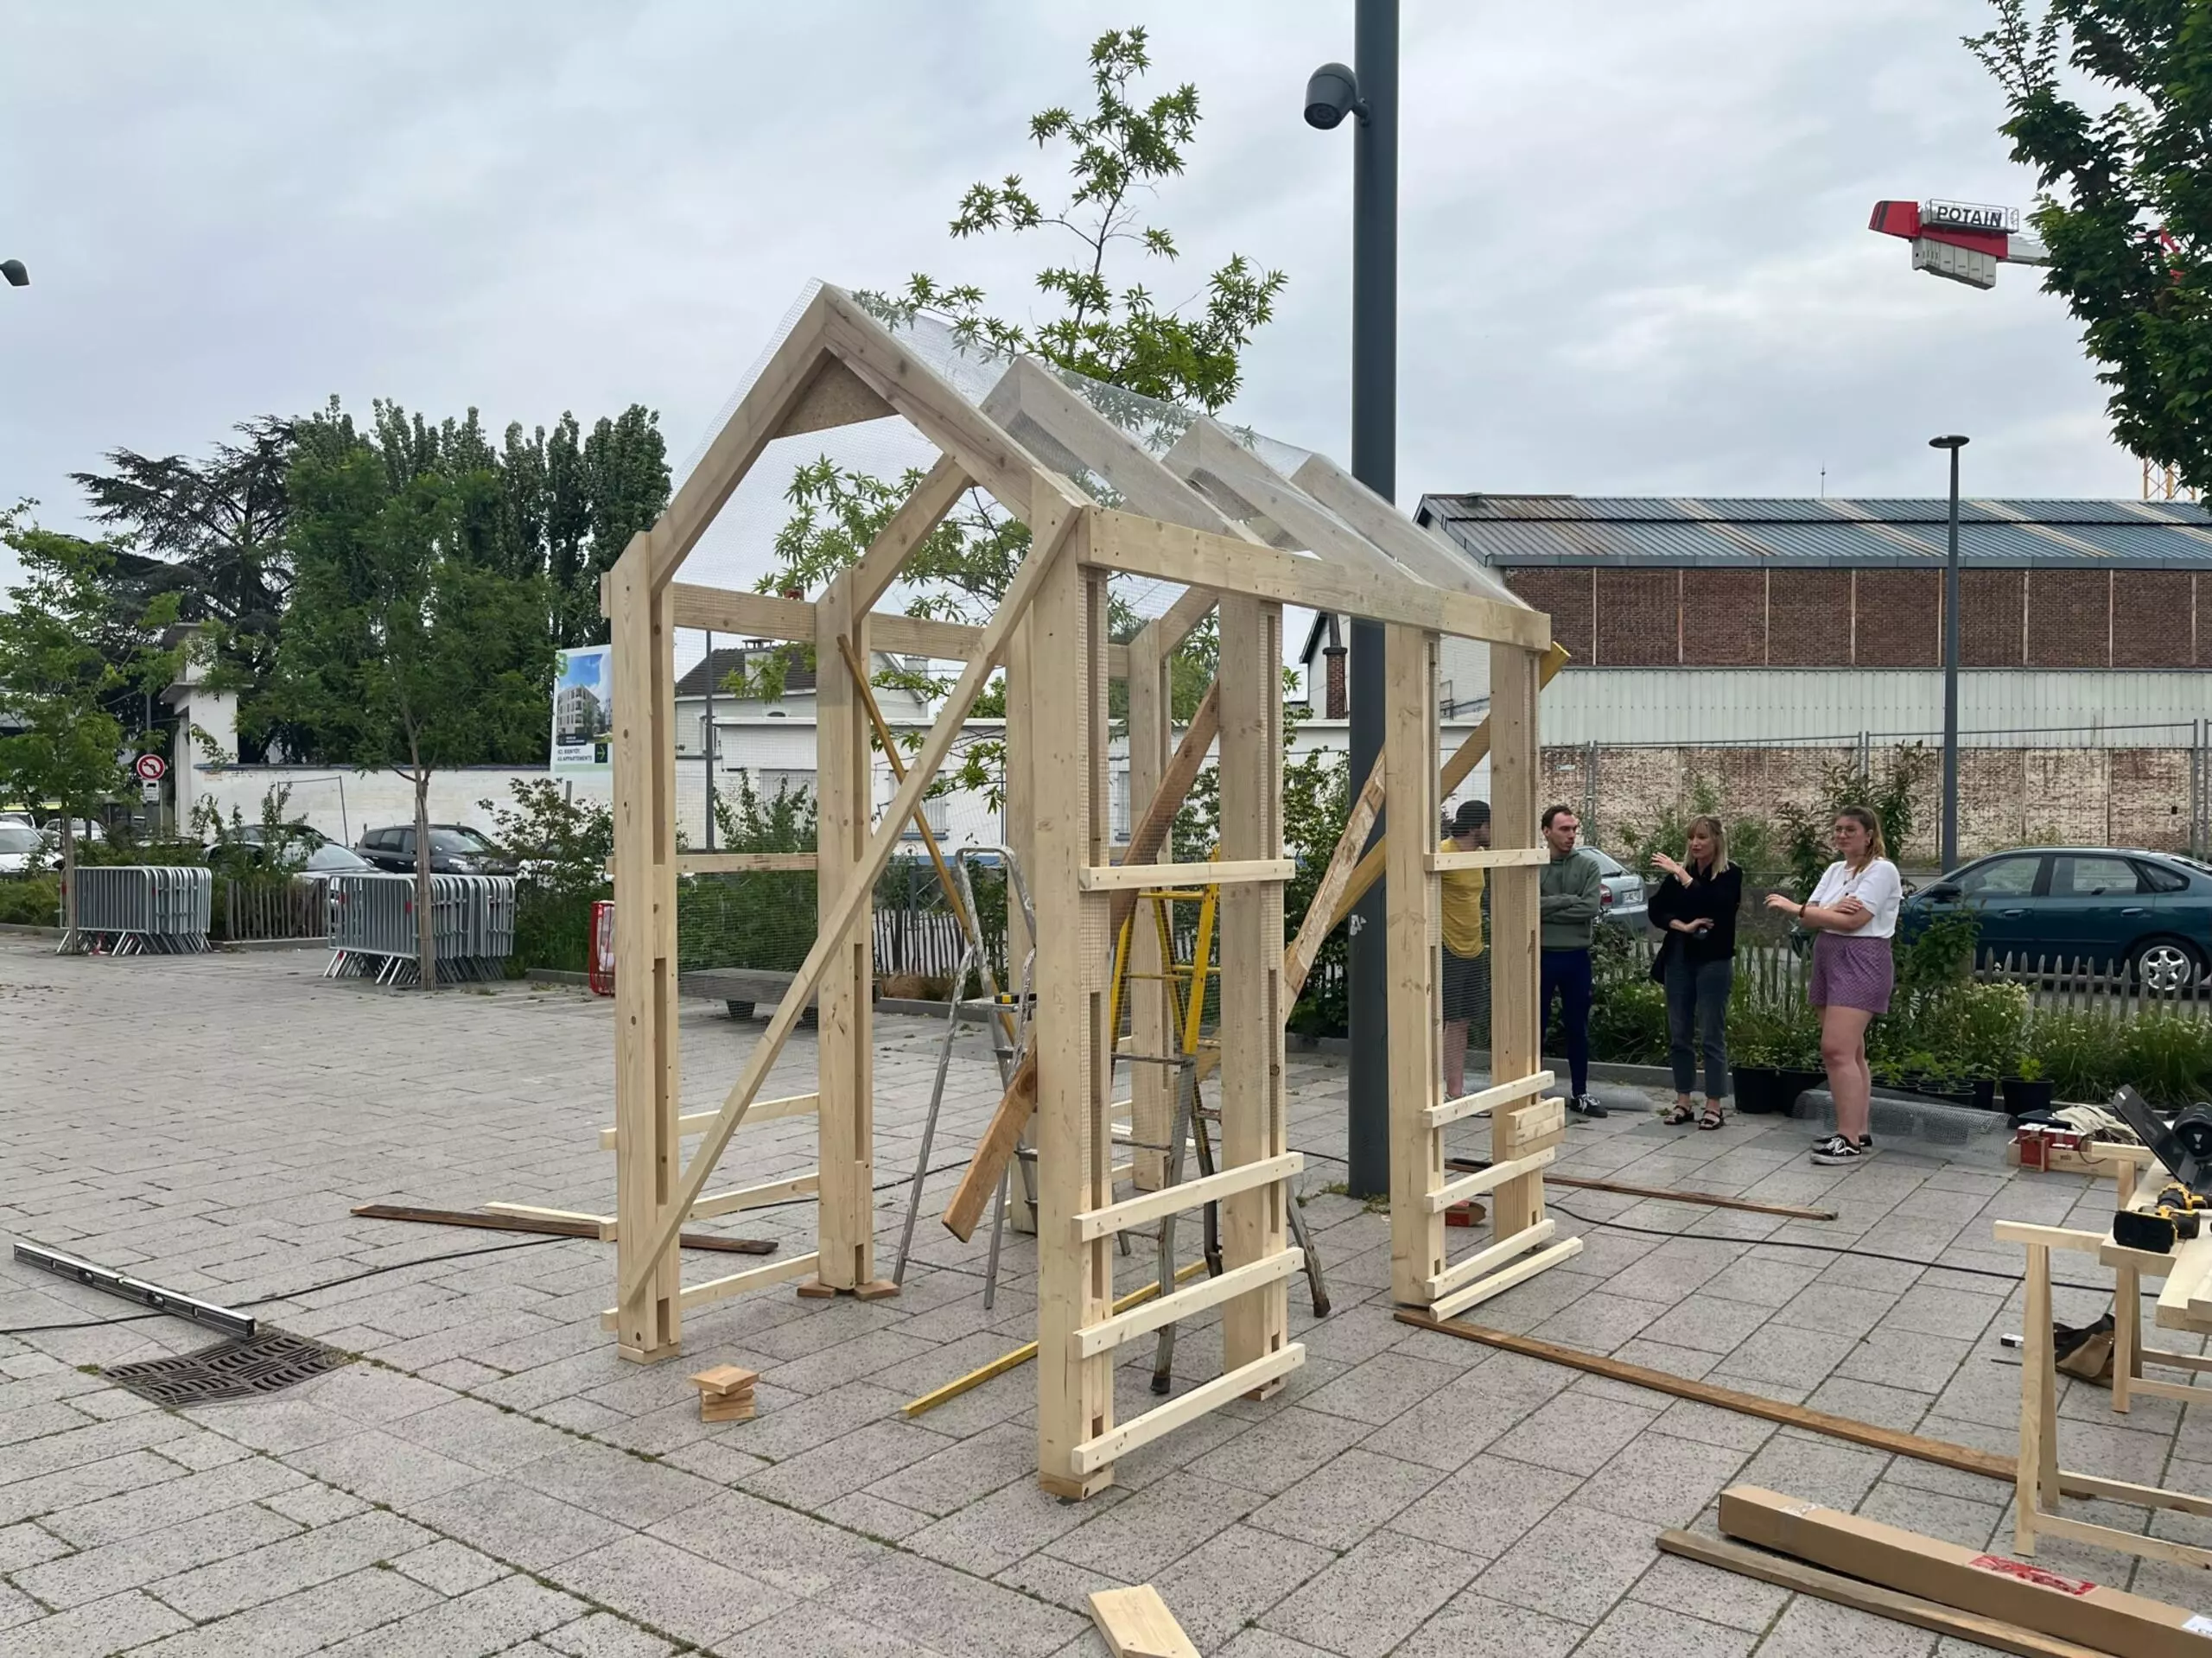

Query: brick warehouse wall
[[1506, 567, 2201, 669], [1541, 742, 2197, 867]]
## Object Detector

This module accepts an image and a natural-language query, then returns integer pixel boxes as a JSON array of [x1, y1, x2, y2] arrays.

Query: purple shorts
[[1809, 931, 1894, 1013]]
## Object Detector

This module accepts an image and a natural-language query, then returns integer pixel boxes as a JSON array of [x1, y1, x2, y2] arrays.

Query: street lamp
[[1307, 0, 1397, 1199], [1, 260, 27, 288], [1930, 435, 1969, 872]]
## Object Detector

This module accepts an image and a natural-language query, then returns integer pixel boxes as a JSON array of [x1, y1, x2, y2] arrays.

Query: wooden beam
[[350, 1204, 774, 1255], [1078, 858, 1291, 893], [819, 288, 1043, 521], [1086, 509, 1550, 651], [1444, 1161, 1840, 1221], [1384, 621, 1445, 1308], [1487, 643, 1546, 1243], [600, 1250, 822, 1328], [648, 289, 837, 588], [1430, 1237, 1586, 1320], [1071, 1345, 1304, 1475], [609, 537, 683, 1360], [606, 852, 817, 877], [775, 353, 896, 437], [1398, 1314, 2021, 1481], [620, 494, 1085, 1300], [596, 1093, 817, 1151], [1425, 847, 1549, 872], [940, 677, 1224, 1242], [812, 573, 874, 1293], [1075, 1250, 1304, 1360], [1655, 1530, 2112, 1658], [1290, 450, 1529, 604], [1170, 418, 1408, 582], [667, 581, 1128, 677], [1424, 1148, 1555, 1214], [1217, 593, 1291, 1388], [1424, 1070, 1556, 1130], [1034, 555, 1116, 1496], [1072, 1153, 1305, 1243], [690, 1172, 819, 1220], [1426, 1218, 1559, 1302]]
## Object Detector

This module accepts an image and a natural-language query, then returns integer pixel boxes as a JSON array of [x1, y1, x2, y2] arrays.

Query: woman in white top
[[1763, 805, 1901, 1166]]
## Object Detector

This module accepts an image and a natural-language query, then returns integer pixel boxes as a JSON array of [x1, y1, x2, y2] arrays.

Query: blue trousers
[[1540, 947, 1592, 1097], [1664, 954, 1733, 1100]]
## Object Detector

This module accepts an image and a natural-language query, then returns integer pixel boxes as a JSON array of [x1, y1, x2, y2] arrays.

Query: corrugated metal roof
[[1416, 493, 2212, 568]]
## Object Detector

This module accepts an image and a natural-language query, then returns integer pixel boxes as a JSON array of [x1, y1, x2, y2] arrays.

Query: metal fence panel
[[325, 872, 516, 985], [63, 867, 211, 956]]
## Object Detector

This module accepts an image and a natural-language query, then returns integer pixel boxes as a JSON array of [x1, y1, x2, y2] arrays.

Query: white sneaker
[[1810, 1134, 1874, 1166]]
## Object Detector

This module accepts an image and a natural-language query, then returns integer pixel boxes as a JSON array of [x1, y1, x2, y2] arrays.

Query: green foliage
[[677, 778, 822, 975], [1588, 978, 1669, 1064], [1954, 981, 2031, 1080], [1281, 746, 1349, 1037], [0, 511, 181, 850], [1970, 3, 2212, 494], [477, 778, 616, 975], [1617, 776, 1789, 887], [1775, 743, 1936, 893], [858, 28, 1285, 413], [763, 27, 1276, 778], [0, 874, 60, 927]]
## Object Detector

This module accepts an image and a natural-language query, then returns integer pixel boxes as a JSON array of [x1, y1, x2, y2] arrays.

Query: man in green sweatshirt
[[1540, 804, 1607, 1117]]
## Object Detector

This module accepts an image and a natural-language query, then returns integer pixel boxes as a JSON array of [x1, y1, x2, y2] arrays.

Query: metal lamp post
[[1930, 435, 1968, 872], [1307, 0, 1397, 1198]]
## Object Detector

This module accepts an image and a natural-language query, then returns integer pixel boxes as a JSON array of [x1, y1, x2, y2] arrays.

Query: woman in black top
[[1648, 816, 1743, 1128]]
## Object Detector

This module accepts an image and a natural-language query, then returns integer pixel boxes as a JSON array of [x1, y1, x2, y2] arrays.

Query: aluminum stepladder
[[891, 846, 1045, 1308], [1108, 869, 1332, 1395]]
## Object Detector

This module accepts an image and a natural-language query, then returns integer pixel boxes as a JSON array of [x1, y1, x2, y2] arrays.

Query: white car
[[1586, 847, 1649, 933], [0, 821, 48, 874]]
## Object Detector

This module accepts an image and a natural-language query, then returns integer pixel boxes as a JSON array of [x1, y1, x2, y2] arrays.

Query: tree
[[0, 508, 181, 932], [760, 25, 1281, 798], [265, 405, 550, 985], [1971, 3, 2212, 492], [72, 418, 298, 759]]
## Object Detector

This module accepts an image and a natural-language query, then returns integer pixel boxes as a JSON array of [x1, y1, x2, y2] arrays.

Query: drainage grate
[[102, 1330, 353, 1407]]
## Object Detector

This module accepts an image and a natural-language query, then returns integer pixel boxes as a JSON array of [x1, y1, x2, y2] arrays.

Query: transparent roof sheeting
[[668, 281, 1527, 638]]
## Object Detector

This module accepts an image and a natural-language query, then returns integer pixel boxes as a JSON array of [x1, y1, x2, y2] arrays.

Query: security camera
[[1304, 63, 1362, 130], [0, 260, 25, 289]]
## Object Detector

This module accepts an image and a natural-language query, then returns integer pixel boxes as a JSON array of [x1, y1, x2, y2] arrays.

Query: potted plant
[[2003, 1054, 2055, 1118], [1771, 1002, 1826, 1118], [1955, 981, 2028, 1113], [1728, 1001, 1781, 1115]]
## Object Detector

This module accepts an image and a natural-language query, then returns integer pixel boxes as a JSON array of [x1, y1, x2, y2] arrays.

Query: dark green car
[[1903, 847, 2212, 993]]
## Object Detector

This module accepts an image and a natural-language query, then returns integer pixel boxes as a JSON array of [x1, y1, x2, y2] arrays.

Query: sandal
[[1661, 1102, 1696, 1127], [1698, 1106, 1725, 1131]]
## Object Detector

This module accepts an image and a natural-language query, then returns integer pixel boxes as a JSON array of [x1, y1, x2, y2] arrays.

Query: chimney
[[1322, 645, 1348, 721]]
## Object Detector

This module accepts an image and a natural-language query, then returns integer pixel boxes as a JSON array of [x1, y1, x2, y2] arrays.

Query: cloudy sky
[[0, 1, 2139, 598]]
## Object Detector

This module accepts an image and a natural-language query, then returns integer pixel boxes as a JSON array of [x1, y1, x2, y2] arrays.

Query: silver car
[[1586, 847, 1648, 933]]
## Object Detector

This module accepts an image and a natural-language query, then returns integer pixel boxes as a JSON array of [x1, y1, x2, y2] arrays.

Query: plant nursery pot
[[2003, 1077, 2056, 1116], [1968, 1077, 1999, 1113], [1733, 1065, 1780, 1115], [1774, 1068, 1825, 1115]]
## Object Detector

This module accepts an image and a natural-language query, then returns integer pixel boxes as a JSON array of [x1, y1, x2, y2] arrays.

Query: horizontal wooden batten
[[667, 581, 1128, 675], [1074, 1251, 1304, 1360], [596, 1092, 817, 1151], [1426, 1217, 1558, 1301], [1072, 1153, 1303, 1243], [1071, 1344, 1305, 1475], [1423, 1149, 1555, 1214], [1078, 858, 1293, 893], [1424, 848, 1549, 873], [1431, 1236, 1586, 1321], [1423, 1070, 1555, 1131], [597, 1249, 821, 1329], [605, 851, 817, 877], [1084, 507, 1551, 651], [690, 1172, 819, 1220]]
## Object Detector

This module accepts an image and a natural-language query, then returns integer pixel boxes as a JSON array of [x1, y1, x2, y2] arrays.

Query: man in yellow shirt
[[1440, 798, 1490, 1101]]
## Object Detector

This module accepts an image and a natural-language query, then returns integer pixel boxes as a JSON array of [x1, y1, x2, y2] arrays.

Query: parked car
[[299, 842, 374, 873], [1587, 847, 1648, 933], [355, 823, 518, 875], [0, 821, 47, 874], [1901, 847, 2212, 992], [213, 823, 332, 868]]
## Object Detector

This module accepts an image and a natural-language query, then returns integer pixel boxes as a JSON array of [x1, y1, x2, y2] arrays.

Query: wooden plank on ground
[[351, 1204, 774, 1255], [1398, 1314, 2017, 1482], [1087, 1585, 1201, 1658], [1654, 1530, 2112, 1658], [1445, 1159, 1840, 1221]]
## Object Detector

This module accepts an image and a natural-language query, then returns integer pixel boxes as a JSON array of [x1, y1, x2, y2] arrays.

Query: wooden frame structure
[[601, 283, 1562, 1496]]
